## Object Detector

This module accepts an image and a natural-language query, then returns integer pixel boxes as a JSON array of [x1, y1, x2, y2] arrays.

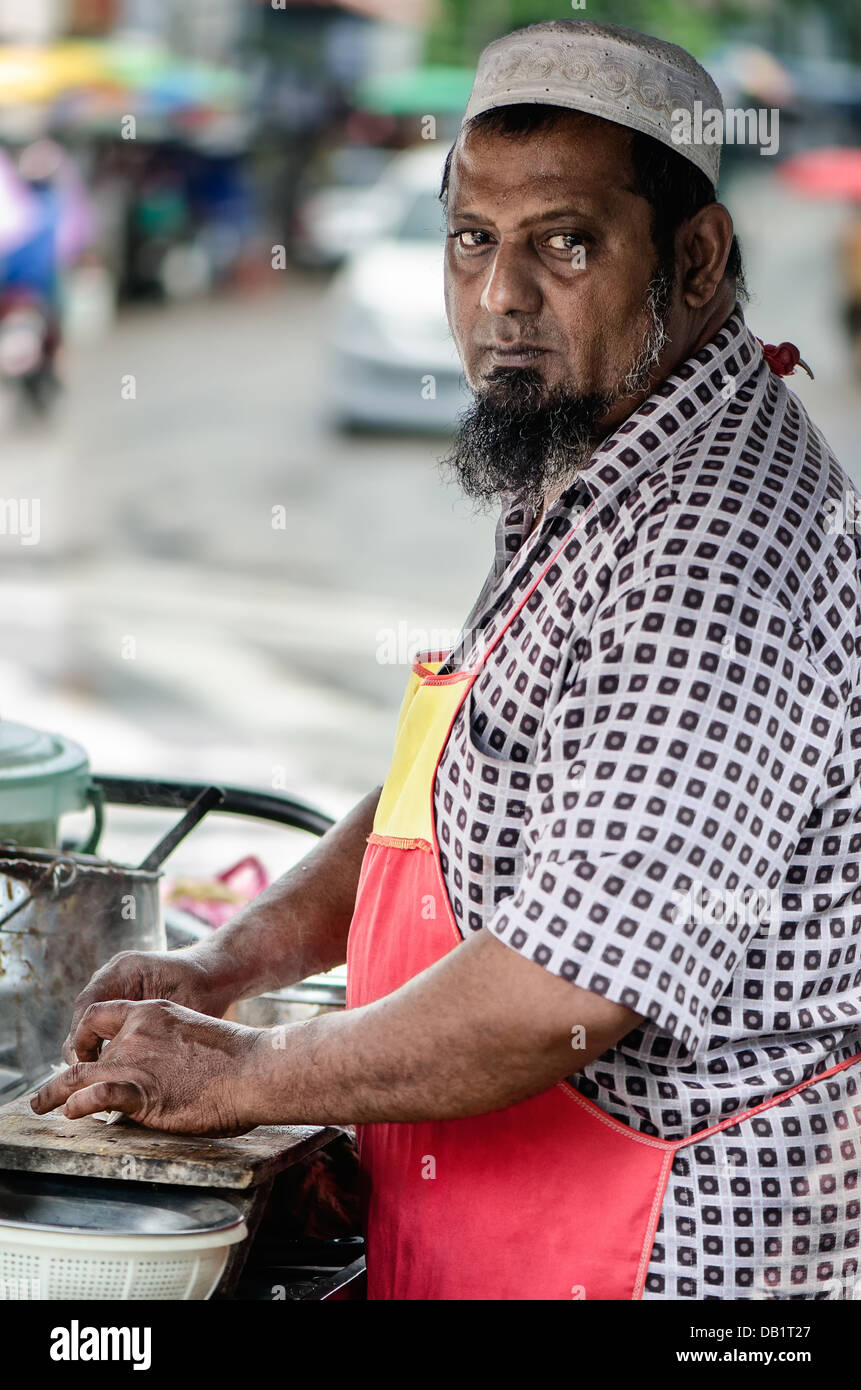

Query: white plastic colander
[[0, 1175, 247, 1301]]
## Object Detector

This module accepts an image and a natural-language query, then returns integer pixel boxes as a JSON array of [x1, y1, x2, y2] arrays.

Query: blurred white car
[[325, 145, 468, 432], [291, 145, 395, 269]]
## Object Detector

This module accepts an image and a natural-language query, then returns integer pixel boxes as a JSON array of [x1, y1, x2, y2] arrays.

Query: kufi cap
[[463, 19, 724, 188]]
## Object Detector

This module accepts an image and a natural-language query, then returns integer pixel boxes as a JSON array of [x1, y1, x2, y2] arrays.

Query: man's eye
[[452, 230, 490, 248], [546, 233, 589, 253]]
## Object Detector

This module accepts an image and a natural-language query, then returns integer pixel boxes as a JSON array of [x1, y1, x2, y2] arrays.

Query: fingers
[[71, 1000, 133, 1063], [63, 997, 96, 1062], [63, 953, 142, 1062], [30, 1001, 252, 1137], [64, 1003, 101, 1062], [63, 1080, 143, 1122], [31, 1061, 99, 1114], [31, 1062, 143, 1120]]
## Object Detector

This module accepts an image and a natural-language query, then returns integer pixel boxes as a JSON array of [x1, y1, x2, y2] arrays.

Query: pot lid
[[0, 1173, 244, 1237], [0, 721, 91, 825]]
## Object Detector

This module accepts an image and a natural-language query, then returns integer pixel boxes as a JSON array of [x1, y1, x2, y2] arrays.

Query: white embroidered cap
[[463, 19, 724, 188]]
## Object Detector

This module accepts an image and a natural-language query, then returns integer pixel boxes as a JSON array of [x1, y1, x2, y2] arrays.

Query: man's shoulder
[[575, 379, 861, 690], [601, 369, 852, 562]]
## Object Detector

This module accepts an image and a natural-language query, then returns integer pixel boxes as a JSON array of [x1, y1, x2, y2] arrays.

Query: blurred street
[[0, 0, 857, 885], [0, 271, 496, 870]]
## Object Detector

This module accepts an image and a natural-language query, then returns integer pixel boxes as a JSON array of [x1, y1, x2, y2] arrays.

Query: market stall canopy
[[0, 42, 108, 105], [99, 39, 247, 109], [0, 38, 248, 122]]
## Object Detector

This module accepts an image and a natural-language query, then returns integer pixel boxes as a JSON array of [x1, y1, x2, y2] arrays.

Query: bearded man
[[35, 21, 861, 1302]]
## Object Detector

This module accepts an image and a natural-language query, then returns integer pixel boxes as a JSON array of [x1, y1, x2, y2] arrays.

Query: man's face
[[441, 113, 676, 507], [444, 114, 664, 402]]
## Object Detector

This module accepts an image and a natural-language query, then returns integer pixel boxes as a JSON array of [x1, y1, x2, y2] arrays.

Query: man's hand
[[37, 1000, 267, 1136], [61, 949, 240, 1065]]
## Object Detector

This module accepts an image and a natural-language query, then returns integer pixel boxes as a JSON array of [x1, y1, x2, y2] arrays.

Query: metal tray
[[0, 1172, 245, 1236]]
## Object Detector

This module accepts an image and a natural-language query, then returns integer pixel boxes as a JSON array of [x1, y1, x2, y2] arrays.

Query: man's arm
[[244, 928, 643, 1124], [36, 927, 643, 1130], [199, 785, 382, 1001]]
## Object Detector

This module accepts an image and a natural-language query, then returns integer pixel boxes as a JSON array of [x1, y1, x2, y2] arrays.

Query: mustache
[[478, 336, 551, 351]]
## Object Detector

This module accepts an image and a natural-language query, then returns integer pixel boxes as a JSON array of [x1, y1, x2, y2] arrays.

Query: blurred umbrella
[[146, 64, 246, 111], [0, 48, 63, 105], [727, 44, 794, 106], [0, 42, 109, 105], [779, 148, 861, 200], [99, 38, 173, 88], [356, 65, 473, 116], [44, 41, 112, 89], [100, 40, 246, 111], [0, 148, 38, 255]]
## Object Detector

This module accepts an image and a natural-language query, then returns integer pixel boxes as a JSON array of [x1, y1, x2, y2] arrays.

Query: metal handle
[[138, 785, 226, 872], [0, 856, 78, 934], [92, 775, 334, 839], [79, 782, 105, 856], [59, 782, 105, 858]]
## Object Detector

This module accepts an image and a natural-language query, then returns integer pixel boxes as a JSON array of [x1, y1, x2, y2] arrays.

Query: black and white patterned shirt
[[434, 307, 861, 1299]]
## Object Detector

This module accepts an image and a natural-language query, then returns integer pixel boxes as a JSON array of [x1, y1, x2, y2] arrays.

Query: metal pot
[[0, 848, 164, 1089], [0, 786, 228, 1096]]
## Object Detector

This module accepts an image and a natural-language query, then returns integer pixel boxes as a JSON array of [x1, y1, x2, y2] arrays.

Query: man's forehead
[[448, 121, 636, 208]]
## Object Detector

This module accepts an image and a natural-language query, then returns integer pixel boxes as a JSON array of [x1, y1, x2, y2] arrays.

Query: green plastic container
[[0, 721, 101, 853]]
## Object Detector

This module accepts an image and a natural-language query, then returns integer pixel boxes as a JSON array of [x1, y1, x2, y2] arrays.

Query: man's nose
[[479, 243, 542, 318]]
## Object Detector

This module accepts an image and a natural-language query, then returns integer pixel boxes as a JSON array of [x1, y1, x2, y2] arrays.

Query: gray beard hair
[[443, 270, 674, 510], [619, 271, 673, 397]]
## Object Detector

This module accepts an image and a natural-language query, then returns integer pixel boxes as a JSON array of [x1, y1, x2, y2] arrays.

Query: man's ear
[[678, 203, 734, 309]]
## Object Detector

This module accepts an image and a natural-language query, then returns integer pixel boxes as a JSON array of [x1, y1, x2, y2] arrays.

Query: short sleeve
[[488, 572, 841, 1056]]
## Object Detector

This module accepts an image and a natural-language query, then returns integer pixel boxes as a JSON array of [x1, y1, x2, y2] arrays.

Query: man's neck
[[528, 478, 572, 536]]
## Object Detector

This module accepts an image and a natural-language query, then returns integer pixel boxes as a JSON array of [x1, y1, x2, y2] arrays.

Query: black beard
[[442, 372, 612, 511], [443, 270, 674, 510]]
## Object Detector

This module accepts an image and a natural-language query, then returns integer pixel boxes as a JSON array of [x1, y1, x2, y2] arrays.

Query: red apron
[[346, 507, 861, 1300]]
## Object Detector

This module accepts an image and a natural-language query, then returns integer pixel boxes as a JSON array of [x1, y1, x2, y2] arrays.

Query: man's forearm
[[240, 928, 642, 1126], [190, 786, 381, 1003]]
